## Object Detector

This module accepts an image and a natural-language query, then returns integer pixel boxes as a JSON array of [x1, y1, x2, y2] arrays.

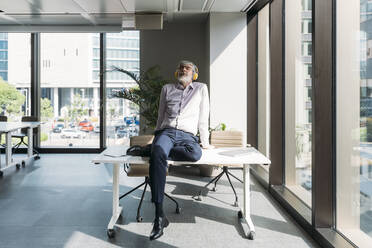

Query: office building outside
[[1, 31, 140, 147]]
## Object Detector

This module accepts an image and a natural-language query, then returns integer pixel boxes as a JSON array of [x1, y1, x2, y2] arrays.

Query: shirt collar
[[176, 82, 194, 90]]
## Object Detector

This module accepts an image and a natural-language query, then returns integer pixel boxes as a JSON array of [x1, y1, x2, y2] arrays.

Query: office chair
[[119, 135, 181, 222], [12, 116, 40, 159], [200, 130, 245, 207]]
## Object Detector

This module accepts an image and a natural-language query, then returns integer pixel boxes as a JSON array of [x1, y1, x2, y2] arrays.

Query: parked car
[[60, 129, 83, 138], [124, 117, 134, 126], [114, 124, 126, 132], [80, 124, 94, 132], [116, 129, 128, 138], [301, 180, 312, 191], [52, 123, 64, 133], [78, 119, 90, 126], [93, 125, 100, 133]]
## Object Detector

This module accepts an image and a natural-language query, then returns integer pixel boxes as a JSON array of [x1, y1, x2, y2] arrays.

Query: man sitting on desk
[[149, 60, 214, 240]]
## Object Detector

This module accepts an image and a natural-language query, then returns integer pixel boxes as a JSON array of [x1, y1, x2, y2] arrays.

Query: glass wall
[[0, 32, 140, 149], [0, 33, 31, 120], [285, 0, 313, 207], [104, 31, 140, 146], [337, 0, 372, 246], [40, 33, 100, 148], [252, 4, 270, 183]]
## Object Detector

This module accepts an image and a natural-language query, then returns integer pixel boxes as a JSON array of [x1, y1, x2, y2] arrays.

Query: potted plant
[[108, 65, 169, 133], [199, 123, 227, 177]]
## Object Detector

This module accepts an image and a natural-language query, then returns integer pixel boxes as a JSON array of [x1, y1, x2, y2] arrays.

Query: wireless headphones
[[175, 61, 199, 81]]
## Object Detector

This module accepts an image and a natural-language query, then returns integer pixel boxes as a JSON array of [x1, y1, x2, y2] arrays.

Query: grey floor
[[0, 154, 319, 248]]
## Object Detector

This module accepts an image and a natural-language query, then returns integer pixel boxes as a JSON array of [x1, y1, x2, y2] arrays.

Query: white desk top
[[92, 145, 271, 165], [0, 122, 30, 132], [0, 122, 42, 132]]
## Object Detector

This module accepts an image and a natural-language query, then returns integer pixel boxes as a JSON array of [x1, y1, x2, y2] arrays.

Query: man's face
[[177, 64, 193, 84]]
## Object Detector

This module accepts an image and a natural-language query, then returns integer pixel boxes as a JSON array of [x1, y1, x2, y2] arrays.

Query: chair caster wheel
[[212, 187, 216, 192], [176, 207, 181, 214], [238, 210, 243, 218], [248, 231, 255, 240], [35, 155, 40, 160], [233, 201, 239, 207], [16, 164, 20, 169], [107, 229, 115, 238], [136, 216, 143, 222], [21, 161, 26, 167]]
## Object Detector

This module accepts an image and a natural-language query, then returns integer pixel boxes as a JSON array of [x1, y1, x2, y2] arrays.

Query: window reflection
[[337, 0, 372, 246], [285, 0, 313, 207]]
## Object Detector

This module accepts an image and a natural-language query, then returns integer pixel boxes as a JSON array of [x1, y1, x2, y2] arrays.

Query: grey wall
[[140, 20, 208, 84]]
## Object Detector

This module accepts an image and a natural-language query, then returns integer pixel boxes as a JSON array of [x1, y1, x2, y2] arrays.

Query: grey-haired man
[[149, 61, 214, 240]]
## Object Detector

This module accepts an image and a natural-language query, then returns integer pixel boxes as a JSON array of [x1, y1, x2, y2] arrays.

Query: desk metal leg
[[107, 163, 123, 238], [21, 127, 38, 167], [238, 164, 255, 240], [0, 132, 18, 176]]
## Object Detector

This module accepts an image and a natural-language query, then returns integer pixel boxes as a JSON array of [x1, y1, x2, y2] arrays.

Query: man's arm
[[198, 84, 211, 148], [155, 86, 166, 131]]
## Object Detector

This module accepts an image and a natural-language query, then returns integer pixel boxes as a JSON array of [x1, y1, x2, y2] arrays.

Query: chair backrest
[[127, 135, 155, 177], [130, 135, 154, 146], [0, 116, 7, 122], [21, 116, 40, 135], [210, 130, 244, 148]]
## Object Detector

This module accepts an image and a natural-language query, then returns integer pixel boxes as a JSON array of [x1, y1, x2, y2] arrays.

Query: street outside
[[39, 119, 137, 147]]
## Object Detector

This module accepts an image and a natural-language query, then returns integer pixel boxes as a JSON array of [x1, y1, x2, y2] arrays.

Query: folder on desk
[[218, 148, 252, 157]]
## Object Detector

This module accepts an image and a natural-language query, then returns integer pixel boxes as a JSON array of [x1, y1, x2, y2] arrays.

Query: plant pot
[[199, 164, 222, 177]]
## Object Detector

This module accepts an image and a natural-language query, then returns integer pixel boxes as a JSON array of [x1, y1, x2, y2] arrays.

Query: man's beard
[[178, 74, 192, 84]]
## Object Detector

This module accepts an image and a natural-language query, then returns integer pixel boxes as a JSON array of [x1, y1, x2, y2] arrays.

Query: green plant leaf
[[107, 65, 169, 129]]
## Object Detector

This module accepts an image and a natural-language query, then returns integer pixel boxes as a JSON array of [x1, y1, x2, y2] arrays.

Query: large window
[[105, 31, 140, 146], [1, 32, 140, 149], [0, 33, 31, 120], [40, 33, 100, 148], [337, 0, 372, 246], [285, 0, 312, 207]]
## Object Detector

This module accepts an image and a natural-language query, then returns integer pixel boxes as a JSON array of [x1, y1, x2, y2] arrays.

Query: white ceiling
[[0, 0, 255, 31]]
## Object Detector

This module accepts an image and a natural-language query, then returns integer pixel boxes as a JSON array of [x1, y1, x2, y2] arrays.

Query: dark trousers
[[149, 128, 202, 203]]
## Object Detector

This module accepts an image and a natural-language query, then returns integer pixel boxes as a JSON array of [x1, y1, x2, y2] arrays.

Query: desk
[[92, 146, 271, 239], [0, 122, 41, 176]]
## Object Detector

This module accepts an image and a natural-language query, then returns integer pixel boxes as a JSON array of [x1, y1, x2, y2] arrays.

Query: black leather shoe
[[149, 216, 169, 240]]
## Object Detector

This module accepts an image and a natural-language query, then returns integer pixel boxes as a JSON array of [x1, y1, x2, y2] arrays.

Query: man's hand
[[202, 144, 215, 150]]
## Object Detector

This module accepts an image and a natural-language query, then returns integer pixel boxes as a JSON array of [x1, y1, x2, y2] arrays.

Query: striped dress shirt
[[155, 82, 210, 148]]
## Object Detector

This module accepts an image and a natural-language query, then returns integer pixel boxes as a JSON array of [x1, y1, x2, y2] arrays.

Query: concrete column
[[93, 87, 98, 117], [257, 5, 270, 157], [208, 13, 247, 145], [53, 87, 59, 117], [70, 88, 74, 104]]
